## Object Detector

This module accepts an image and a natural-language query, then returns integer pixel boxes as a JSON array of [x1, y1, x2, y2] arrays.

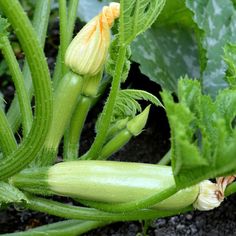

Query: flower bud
[[193, 180, 223, 211], [127, 106, 151, 136], [65, 2, 120, 76]]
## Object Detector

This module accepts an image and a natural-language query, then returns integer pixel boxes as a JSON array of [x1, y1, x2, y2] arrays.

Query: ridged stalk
[[6, 0, 51, 133], [0, 36, 32, 137], [0, 0, 52, 180], [0, 108, 17, 156]]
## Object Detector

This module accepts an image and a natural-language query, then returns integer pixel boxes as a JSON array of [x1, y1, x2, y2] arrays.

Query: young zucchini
[[11, 161, 222, 211]]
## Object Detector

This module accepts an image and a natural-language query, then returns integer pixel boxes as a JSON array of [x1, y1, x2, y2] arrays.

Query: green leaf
[[106, 35, 131, 83], [154, 0, 194, 27], [119, 0, 166, 45], [0, 181, 28, 205], [223, 43, 236, 88], [131, 25, 200, 92], [162, 89, 208, 176], [162, 79, 236, 188], [0, 16, 9, 38], [112, 89, 162, 122], [186, 0, 236, 97]]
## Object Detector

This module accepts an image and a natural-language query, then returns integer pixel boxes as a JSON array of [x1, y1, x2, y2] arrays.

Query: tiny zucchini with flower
[[10, 160, 224, 211]]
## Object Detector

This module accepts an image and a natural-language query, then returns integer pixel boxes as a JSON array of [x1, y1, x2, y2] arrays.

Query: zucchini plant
[[0, 0, 236, 235]]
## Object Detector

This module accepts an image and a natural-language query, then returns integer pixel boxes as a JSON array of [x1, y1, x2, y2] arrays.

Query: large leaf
[[0, 181, 28, 205], [131, 25, 200, 92], [131, 1, 200, 93], [119, 0, 166, 45], [186, 0, 236, 97], [162, 79, 236, 188]]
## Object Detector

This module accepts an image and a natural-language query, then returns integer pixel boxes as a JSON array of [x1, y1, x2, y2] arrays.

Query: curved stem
[[82, 46, 127, 160], [6, 0, 51, 133], [0, 0, 52, 180], [0, 36, 33, 137], [25, 194, 191, 221]]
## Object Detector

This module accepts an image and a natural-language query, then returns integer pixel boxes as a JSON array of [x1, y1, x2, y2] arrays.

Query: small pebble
[[186, 214, 193, 220]]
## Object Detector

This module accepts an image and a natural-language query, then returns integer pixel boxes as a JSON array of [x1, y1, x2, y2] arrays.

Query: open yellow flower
[[65, 2, 120, 76]]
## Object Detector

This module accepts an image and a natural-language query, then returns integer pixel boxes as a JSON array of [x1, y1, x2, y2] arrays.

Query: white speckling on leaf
[[142, 50, 156, 63], [218, 25, 227, 38], [183, 55, 195, 70], [206, 37, 218, 47], [212, 0, 222, 15], [208, 17, 215, 31]]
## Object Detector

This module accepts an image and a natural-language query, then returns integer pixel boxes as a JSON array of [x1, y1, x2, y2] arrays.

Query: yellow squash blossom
[[65, 2, 120, 76]]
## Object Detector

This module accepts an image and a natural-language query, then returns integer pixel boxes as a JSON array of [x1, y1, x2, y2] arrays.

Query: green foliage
[[131, 1, 200, 93], [105, 35, 131, 83], [0, 181, 28, 206], [186, 0, 236, 97], [0, 16, 9, 38], [162, 78, 236, 188], [119, 0, 166, 45], [224, 43, 236, 88], [112, 89, 162, 122]]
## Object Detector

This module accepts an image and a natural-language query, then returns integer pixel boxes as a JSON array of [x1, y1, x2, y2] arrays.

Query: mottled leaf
[[186, 0, 236, 96], [131, 25, 200, 92]]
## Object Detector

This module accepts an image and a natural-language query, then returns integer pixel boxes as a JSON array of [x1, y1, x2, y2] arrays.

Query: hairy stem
[[82, 47, 127, 160]]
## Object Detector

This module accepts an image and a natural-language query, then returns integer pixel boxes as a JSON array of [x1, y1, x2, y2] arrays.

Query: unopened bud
[[65, 2, 120, 76], [127, 106, 150, 136]]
